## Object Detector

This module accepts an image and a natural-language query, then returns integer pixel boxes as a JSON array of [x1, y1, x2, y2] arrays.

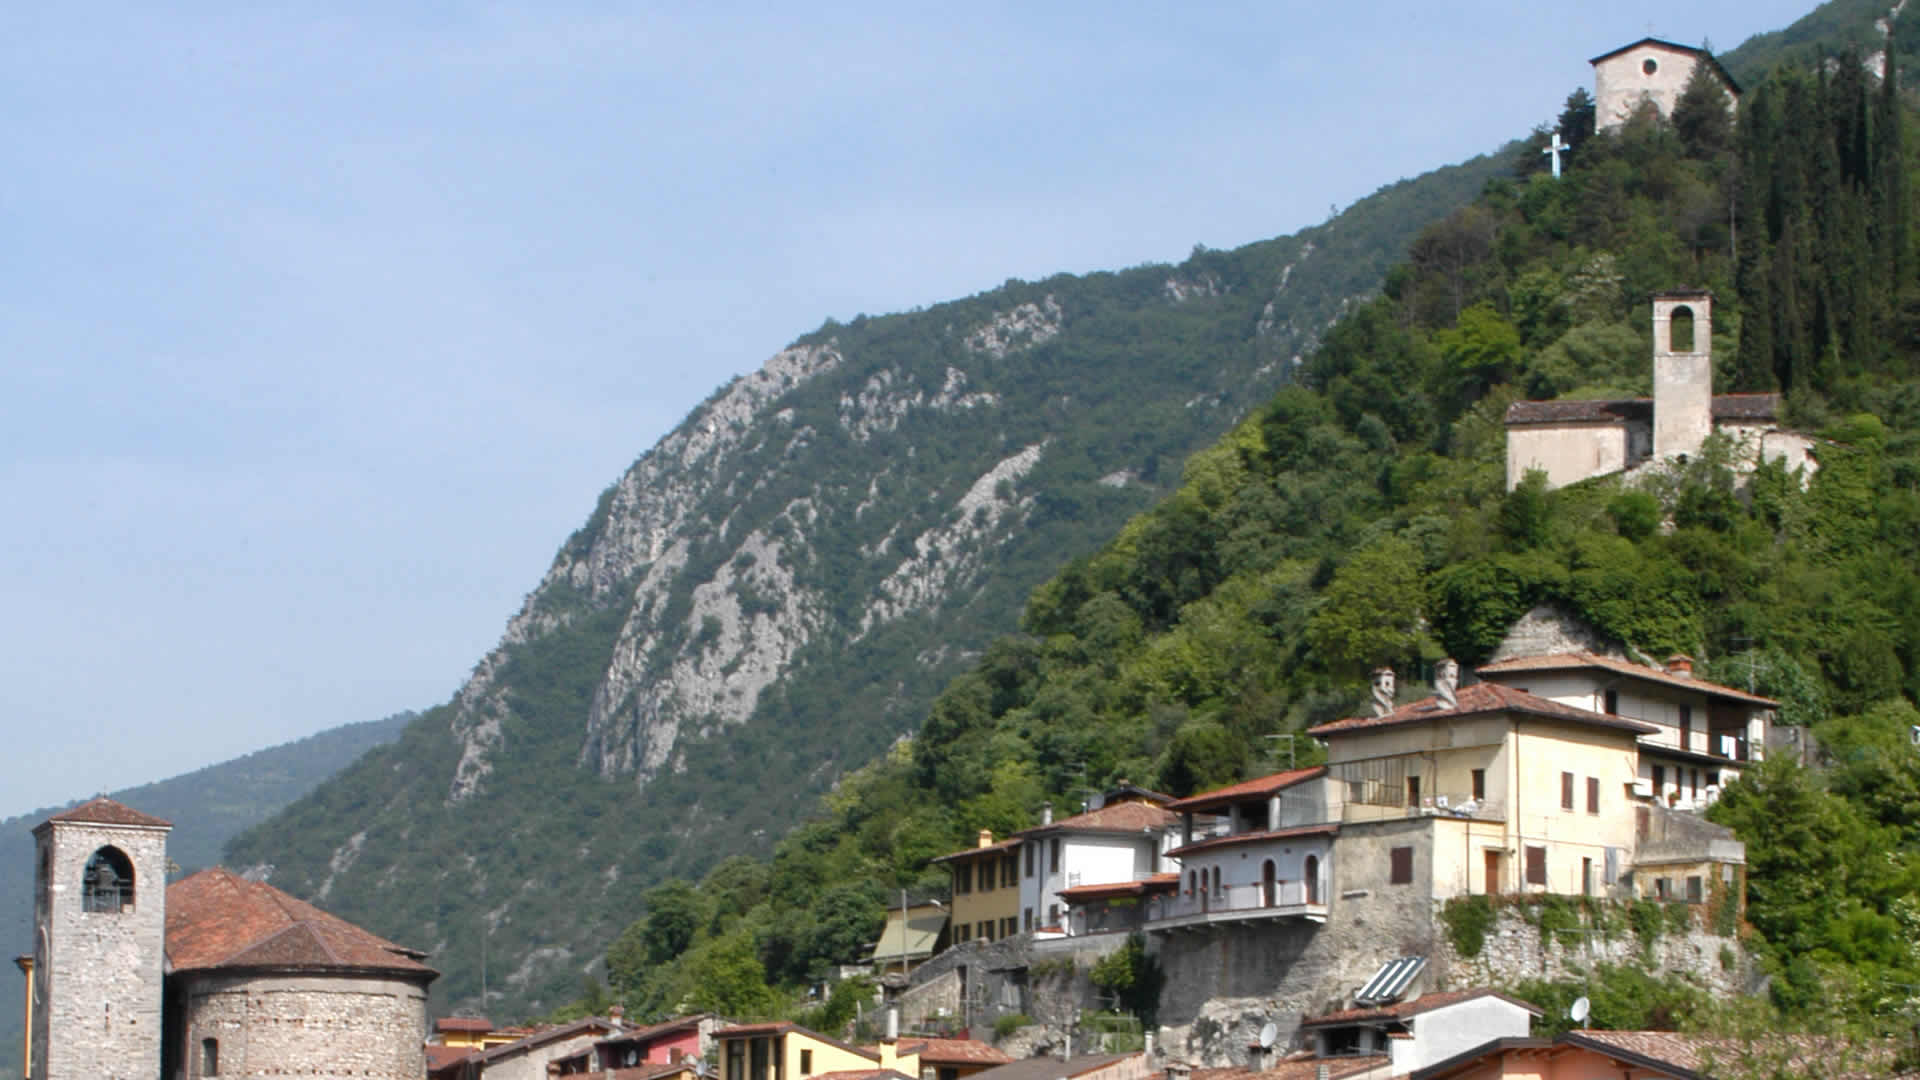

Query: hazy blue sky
[[1, 2, 1818, 819]]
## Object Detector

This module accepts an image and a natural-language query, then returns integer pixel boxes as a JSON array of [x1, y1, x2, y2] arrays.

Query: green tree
[[1304, 537, 1433, 677]]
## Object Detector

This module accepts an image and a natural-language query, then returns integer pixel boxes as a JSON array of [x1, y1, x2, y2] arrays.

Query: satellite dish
[[1257, 1022, 1279, 1049], [1569, 997, 1591, 1026]]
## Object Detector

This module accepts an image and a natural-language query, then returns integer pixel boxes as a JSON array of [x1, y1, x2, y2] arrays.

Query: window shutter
[[1561, 772, 1574, 810], [1587, 776, 1600, 813], [1604, 846, 1621, 885], [1525, 845, 1547, 886], [1390, 846, 1414, 884]]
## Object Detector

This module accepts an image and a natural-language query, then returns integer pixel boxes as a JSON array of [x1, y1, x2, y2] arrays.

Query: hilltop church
[[13, 798, 437, 1080]]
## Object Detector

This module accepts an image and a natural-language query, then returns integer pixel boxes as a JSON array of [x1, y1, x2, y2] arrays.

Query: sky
[[0, 2, 1821, 820]]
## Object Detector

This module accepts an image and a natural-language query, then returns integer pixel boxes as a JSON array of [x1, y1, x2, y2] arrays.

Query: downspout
[[13, 954, 30, 1080], [1511, 717, 1522, 893]]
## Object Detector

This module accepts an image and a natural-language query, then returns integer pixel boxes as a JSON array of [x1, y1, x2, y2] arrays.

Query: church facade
[[17, 798, 436, 1080], [1591, 38, 1740, 130]]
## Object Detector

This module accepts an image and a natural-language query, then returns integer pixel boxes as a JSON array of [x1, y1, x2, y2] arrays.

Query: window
[[1025, 844, 1034, 878], [201, 1038, 219, 1077], [1561, 772, 1574, 811], [1023, 908, 1033, 931], [1643, 57, 1659, 76], [1604, 689, 1619, 715], [1691, 769, 1700, 798], [1389, 846, 1413, 885], [727, 1044, 744, 1080], [1002, 855, 1017, 887], [1679, 705, 1693, 751], [1186, 870, 1196, 896], [1047, 904, 1059, 926], [1211, 867, 1222, 897], [1652, 765, 1665, 795], [1525, 846, 1547, 886], [978, 859, 992, 892], [1587, 776, 1600, 814], [978, 920, 991, 941], [800, 1051, 813, 1076], [1581, 857, 1593, 897], [1049, 838, 1060, 874], [1471, 769, 1486, 801], [955, 864, 971, 894], [1686, 876, 1704, 903], [1406, 775, 1421, 807], [82, 847, 135, 914], [1656, 877, 1672, 899]]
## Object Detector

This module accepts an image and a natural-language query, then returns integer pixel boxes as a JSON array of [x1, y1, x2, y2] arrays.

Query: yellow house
[[928, 830, 1022, 945], [1308, 680, 1667, 898], [717, 1023, 908, 1080]]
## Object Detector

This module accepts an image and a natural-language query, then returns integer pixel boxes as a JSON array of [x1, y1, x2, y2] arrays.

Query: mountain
[[0, 712, 412, 1067], [223, 149, 1515, 1020], [222, 0, 1916, 1029]]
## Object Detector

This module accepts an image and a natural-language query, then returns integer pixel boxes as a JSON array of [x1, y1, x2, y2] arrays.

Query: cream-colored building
[[1590, 38, 1739, 131], [716, 1022, 903, 1080]]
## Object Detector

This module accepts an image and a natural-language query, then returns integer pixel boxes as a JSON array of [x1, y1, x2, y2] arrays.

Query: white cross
[[1543, 130, 1568, 179]]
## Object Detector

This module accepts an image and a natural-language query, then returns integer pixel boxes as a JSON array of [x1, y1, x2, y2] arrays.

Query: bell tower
[[30, 798, 171, 1080], [1652, 289, 1713, 462]]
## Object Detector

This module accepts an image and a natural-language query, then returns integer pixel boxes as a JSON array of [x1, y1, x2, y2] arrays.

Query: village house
[[717, 1021, 1006, 1080], [929, 831, 1021, 945], [1148, 767, 1336, 931], [1590, 38, 1739, 130], [1014, 789, 1179, 936], [1504, 292, 1816, 491], [872, 895, 951, 977], [1295, 990, 1541, 1077], [1409, 1027, 1901, 1080]]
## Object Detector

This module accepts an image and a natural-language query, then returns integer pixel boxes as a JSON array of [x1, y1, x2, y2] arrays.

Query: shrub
[[992, 1013, 1034, 1039], [1443, 896, 1498, 957]]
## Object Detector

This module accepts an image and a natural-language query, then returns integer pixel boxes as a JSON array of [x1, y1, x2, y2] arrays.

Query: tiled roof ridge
[[1166, 766, 1328, 811], [44, 797, 173, 829], [1307, 682, 1660, 737], [1476, 650, 1780, 706]]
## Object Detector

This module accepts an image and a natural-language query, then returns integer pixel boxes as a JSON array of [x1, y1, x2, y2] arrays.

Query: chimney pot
[[978, 829, 994, 849], [1040, 802, 1054, 826], [1666, 654, 1694, 677]]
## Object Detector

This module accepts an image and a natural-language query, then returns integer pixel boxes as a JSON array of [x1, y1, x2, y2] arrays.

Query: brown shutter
[[1525, 845, 1547, 886], [1390, 846, 1414, 884], [1587, 776, 1600, 813], [1561, 771, 1574, 810]]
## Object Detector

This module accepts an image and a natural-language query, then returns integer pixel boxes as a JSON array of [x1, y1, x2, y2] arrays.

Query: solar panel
[[1354, 955, 1426, 1005]]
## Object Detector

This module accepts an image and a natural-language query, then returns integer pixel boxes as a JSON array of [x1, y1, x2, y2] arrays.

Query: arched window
[[1669, 305, 1696, 352], [1211, 867, 1222, 899], [1187, 870, 1196, 897], [1304, 855, 1321, 905], [82, 847, 134, 914]]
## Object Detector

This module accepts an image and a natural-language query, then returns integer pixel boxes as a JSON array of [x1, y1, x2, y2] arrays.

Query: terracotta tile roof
[[1476, 651, 1779, 706], [971, 1052, 1142, 1080], [1166, 768, 1328, 813], [1057, 873, 1180, 902], [42, 797, 171, 829], [930, 836, 1023, 863], [437, 1017, 495, 1034], [1165, 824, 1338, 859], [1016, 800, 1178, 837], [897, 1039, 1013, 1066], [471, 1019, 620, 1062], [1306, 683, 1659, 738], [1503, 392, 1780, 427], [601, 1064, 702, 1080], [165, 867, 434, 978], [425, 1045, 475, 1070], [1504, 397, 1650, 426], [810, 1071, 912, 1080], [1188, 1056, 1388, 1080], [1302, 989, 1543, 1027]]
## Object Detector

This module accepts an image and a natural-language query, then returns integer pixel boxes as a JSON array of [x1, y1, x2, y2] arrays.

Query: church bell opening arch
[[82, 845, 136, 913]]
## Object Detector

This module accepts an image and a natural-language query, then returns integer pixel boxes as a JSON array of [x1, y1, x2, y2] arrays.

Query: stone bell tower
[[1652, 289, 1713, 462], [30, 798, 171, 1080]]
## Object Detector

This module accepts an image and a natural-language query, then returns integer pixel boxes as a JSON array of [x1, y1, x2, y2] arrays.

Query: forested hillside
[[595, 41, 1920, 1043], [0, 713, 412, 1068], [224, 141, 1514, 1021]]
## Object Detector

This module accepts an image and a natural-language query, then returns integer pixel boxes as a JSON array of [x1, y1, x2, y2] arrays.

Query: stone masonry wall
[[1153, 819, 1441, 1068], [178, 973, 429, 1080], [1438, 901, 1747, 997], [36, 821, 170, 1080]]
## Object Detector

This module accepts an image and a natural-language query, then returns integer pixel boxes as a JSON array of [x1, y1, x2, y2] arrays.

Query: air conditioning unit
[[1630, 778, 1653, 797]]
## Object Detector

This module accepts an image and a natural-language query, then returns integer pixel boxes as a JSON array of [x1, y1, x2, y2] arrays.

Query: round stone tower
[[30, 798, 172, 1080]]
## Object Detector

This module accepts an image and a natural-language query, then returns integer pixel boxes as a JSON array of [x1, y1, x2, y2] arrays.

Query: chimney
[[1144, 1033, 1155, 1060], [1665, 654, 1694, 677], [1371, 667, 1396, 718], [886, 1008, 899, 1042], [1040, 802, 1054, 826], [978, 829, 994, 849], [609, 1004, 624, 1027]]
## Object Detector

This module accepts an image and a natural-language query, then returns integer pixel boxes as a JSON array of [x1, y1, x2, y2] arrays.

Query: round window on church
[[1643, 58, 1659, 76]]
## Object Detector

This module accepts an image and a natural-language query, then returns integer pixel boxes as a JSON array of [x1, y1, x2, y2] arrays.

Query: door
[[1484, 849, 1501, 895], [1262, 860, 1277, 907], [1304, 855, 1320, 904]]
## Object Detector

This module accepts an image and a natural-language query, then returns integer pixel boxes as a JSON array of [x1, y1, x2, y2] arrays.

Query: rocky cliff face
[[224, 145, 1516, 1020]]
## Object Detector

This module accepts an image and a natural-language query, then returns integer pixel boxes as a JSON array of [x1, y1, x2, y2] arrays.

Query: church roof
[[1589, 38, 1742, 94], [165, 867, 435, 979], [1503, 392, 1780, 427], [41, 797, 172, 830]]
